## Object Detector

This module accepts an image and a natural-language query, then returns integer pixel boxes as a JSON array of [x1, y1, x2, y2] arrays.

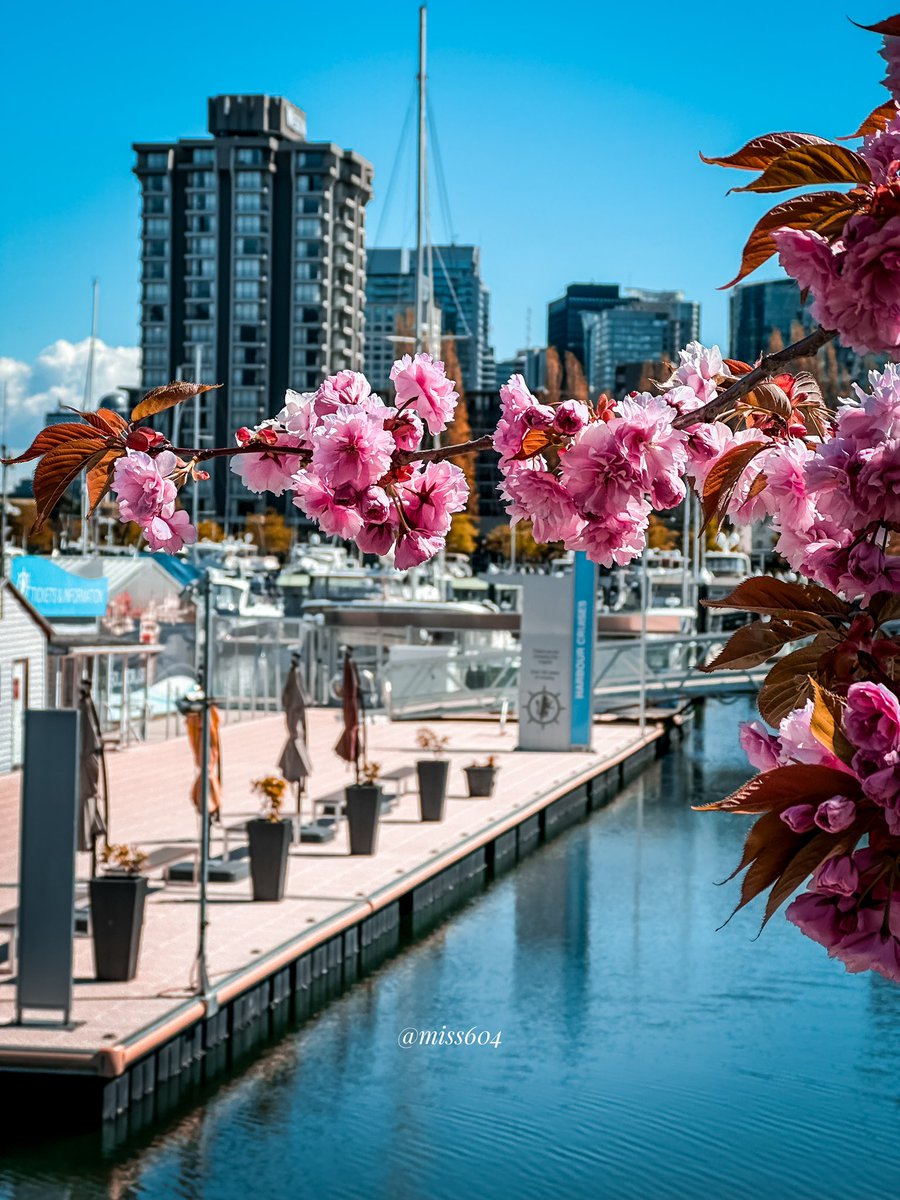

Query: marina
[[0, 705, 674, 1130]]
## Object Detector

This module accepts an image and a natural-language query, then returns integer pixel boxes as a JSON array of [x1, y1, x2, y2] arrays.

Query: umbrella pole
[[195, 570, 214, 1000]]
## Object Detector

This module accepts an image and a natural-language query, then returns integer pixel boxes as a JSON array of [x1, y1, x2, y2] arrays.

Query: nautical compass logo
[[524, 687, 563, 727]]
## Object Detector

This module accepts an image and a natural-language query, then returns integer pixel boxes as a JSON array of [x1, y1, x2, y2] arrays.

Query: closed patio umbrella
[[186, 704, 222, 822], [277, 654, 313, 815], [334, 649, 365, 782], [77, 679, 108, 875]]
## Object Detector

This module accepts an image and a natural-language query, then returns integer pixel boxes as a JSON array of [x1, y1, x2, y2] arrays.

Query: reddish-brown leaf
[[131, 381, 221, 422], [746, 471, 768, 501], [86, 448, 125, 517], [704, 576, 850, 618], [757, 635, 840, 725], [723, 358, 754, 375], [762, 824, 866, 928], [720, 191, 855, 288], [839, 99, 898, 140], [515, 428, 553, 459], [808, 677, 855, 765], [737, 818, 807, 914], [852, 16, 900, 36], [64, 406, 130, 436], [700, 614, 835, 673], [700, 132, 832, 171], [746, 380, 793, 418], [694, 763, 863, 815], [870, 591, 900, 627], [731, 145, 871, 194], [701, 442, 769, 527], [2, 422, 105, 466], [32, 440, 109, 532]]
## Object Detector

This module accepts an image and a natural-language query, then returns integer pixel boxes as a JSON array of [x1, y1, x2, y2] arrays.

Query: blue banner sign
[[569, 551, 596, 748], [10, 557, 108, 618]]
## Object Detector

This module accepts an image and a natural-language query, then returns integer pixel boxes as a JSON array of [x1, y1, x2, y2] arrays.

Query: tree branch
[[399, 435, 493, 465], [152, 435, 494, 466], [672, 325, 838, 431]]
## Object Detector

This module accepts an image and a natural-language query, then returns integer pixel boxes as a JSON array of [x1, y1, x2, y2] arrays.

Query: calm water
[[3, 697, 900, 1200]]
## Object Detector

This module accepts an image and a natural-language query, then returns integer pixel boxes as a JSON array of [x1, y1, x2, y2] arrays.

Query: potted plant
[[464, 755, 500, 797], [415, 728, 451, 822], [90, 843, 149, 982], [247, 776, 292, 901], [345, 761, 383, 855]]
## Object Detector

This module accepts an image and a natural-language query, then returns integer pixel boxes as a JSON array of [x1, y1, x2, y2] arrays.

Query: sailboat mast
[[81, 277, 99, 555], [415, 5, 428, 354]]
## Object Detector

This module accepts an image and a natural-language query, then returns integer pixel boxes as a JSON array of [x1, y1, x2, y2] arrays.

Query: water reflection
[[3, 698, 900, 1200]]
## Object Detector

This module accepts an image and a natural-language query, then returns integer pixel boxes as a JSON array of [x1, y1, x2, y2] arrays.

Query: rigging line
[[373, 83, 418, 247], [426, 96, 457, 245]]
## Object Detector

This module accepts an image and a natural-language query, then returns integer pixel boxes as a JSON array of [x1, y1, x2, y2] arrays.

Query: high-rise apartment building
[[581, 290, 700, 395], [364, 245, 494, 393], [546, 284, 623, 368], [133, 94, 373, 527], [728, 278, 814, 364]]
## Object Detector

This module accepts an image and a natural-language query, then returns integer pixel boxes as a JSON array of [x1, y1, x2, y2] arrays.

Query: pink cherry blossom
[[780, 804, 817, 833], [398, 461, 468, 536], [311, 409, 395, 490], [277, 390, 318, 445], [671, 341, 723, 403], [844, 681, 900, 755], [501, 465, 584, 544], [143, 507, 197, 553], [390, 353, 458, 435], [394, 529, 445, 570], [314, 370, 374, 419], [356, 521, 397, 557], [553, 400, 589, 436], [812, 855, 859, 898], [739, 720, 781, 772], [814, 797, 857, 833], [112, 450, 177, 523], [493, 375, 542, 464], [230, 431, 304, 496], [290, 471, 363, 540], [566, 509, 649, 568]]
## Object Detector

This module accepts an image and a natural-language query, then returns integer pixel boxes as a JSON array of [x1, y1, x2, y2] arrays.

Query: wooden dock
[[0, 708, 678, 1129]]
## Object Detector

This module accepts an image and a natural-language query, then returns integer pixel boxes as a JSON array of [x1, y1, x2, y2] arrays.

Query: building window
[[235, 280, 260, 299], [236, 215, 262, 234], [186, 301, 212, 320], [143, 195, 167, 215], [294, 283, 321, 303], [236, 191, 262, 213], [188, 170, 215, 188], [143, 262, 167, 280], [236, 170, 263, 189], [237, 324, 262, 343], [231, 388, 259, 405], [188, 214, 215, 233], [187, 280, 213, 298], [296, 175, 324, 194], [300, 198, 322, 215], [192, 148, 215, 165], [188, 192, 215, 211], [143, 282, 168, 301], [144, 304, 166, 322], [144, 326, 167, 344], [140, 151, 168, 169], [237, 368, 261, 386], [236, 237, 264, 255], [186, 324, 214, 343], [144, 239, 167, 258], [236, 148, 265, 165], [294, 262, 321, 281], [188, 236, 216, 255], [234, 347, 260, 365], [300, 307, 322, 324], [296, 218, 321, 238], [235, 258, 262, 279], [143, 176, 167, 193], [234, 302, 261, 321], [143, 347, 167, 366], [187, 258, 215, 278], [296, 241, 319, 259], [298, 152, 324, 168]]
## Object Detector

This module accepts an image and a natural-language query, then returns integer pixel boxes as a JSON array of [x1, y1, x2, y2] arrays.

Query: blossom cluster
[[774, 115, 900, 356], [494, 372, 689, 566], [737, 683, 900, 983], [111, 449, 198, 553]]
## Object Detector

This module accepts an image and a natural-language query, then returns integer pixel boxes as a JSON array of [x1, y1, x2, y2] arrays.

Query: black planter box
[[346, 784, 382, 855], [247, 819, 292, 901], [464, 766, 498, 797], [417, 759, 450, 821], [89, 874, 148, 982]]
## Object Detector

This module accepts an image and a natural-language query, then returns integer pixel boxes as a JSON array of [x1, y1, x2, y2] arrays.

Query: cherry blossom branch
[[398, 435, 492, 465], [672, 325, 837, 431], [153, 435, 494, 466]]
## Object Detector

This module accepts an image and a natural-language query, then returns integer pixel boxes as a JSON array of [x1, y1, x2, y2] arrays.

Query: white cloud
[[0, 338, 141, 460]]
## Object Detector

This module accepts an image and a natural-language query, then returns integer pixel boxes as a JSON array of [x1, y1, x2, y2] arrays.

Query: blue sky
[[0, 1, 889, 374]]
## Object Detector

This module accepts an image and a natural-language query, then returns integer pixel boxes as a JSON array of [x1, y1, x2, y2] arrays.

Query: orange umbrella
[[186, 704, 222, 820]]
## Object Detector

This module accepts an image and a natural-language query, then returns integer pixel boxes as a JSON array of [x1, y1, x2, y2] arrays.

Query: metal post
[[680, 497, 690, 607], [0, 381, 8, 583], [81, 278, 99, 556], [414, 5, 428, 354], [195, 570, 213, 999], [192, 343, 202, 535]]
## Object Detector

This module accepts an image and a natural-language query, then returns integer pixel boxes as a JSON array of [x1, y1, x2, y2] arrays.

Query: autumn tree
[[244, 508, 292, 557], [441, 334, 479, 525], [543, 347, 562, 406], [484, 520, 565, 563], [446, 512, 478, 555], [197, 519, 225, 542], [564, 351, 589, 404]]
